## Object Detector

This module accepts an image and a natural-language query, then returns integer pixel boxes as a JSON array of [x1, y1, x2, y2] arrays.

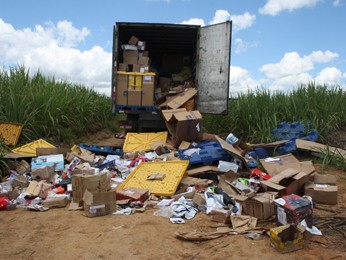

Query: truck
[[111, 21, 232, 132]]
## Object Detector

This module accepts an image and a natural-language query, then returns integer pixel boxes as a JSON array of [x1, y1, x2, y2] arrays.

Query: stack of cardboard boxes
[[116, 35, 155, 107]]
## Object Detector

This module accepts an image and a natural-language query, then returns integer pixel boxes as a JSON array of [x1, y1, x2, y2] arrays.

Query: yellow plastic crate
[[123, 132, 168, 152], [118, 161, 189, 197], [12, 139, 56, 156], [0, 122, 23, 146]]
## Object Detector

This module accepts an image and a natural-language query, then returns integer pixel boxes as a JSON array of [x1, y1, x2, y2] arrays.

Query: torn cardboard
[[296, 139, 346, 160], [165, 88, 197, 109], [261, 168, 311, 196], [162, 108, 202, 148]]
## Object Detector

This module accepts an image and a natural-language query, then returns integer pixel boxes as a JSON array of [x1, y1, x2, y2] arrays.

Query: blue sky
[[1, 0, 345, 96]]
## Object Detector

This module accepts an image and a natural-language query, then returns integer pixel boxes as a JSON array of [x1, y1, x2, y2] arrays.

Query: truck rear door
[[196, 21, 232, 114]]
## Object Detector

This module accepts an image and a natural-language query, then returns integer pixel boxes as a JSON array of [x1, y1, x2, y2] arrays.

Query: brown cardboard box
[[162, 108, 202, 148], [83, 189, 116, 218], [116, 73, 128, 106], [127, 89, 142, 106], [116, 188, 149, 201], [296, 139, 346, 160], [124, 56, 138, 65], [162, 89, 197, 109], [71, 173, 110, 204], [304, 173, 338, 205], [36, 148, 70, 157], [118, 63, 128, 71], [128, 35, 139, 45], [261, 168, 311, 196], [193, 192, 206, 206], [132, 64, 140, 72], [138, 56, 151, 66], [242, 192, 275, 220], [42, 196, 69, 208], [259, 154, 316, 176], [141, 75, 155, 106], [210, 208, 231, 224]]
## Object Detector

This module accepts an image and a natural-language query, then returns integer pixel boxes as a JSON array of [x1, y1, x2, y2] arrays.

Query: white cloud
[[230, 12, 256, 32], [259, 0, 318, 16], [260, 51, 338, 79], [0, 19, 111, 95], [209, 10, 256, 33], [229, 66, 262, 96], [180, 18, 205, 26], [315, 67, 343, 85]]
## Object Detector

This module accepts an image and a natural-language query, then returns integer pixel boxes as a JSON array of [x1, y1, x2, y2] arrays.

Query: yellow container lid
[[0, 121, 23, 146], [12, 139, 56, 156], [123, 132, 168, 152], [118, 160, 189, 197]]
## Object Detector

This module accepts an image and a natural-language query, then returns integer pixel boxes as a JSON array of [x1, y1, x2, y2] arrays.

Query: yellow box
[[0, 122, 23, 146], [270, 224, 304, 253]]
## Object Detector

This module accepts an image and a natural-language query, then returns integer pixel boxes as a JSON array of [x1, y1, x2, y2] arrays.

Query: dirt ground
[[1, 129, 346, 260]]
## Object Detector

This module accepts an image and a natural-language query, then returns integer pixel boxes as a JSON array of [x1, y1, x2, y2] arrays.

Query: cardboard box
[[261, 168, 311, 196], [36, 148, 70, 157], [304, 173, 338, 205], [260, 154, 316, 176], [31, 154, 64, 171], [118, 63, 128, 71], [42, 196, 69, 208], [83, 189, 116, 218], [274, 194, 313, 226], [138, 56, 150, 66], [141, 75, 155, 106], [270, 224, 305, 253], [210, 208, 231, 224], [296, 139, 346, 160], [127, 89, 142, 106], [116, 188, 149, 201], [160, 89, 197, 109], [116, 73, 128, 106], [162, 108, 202, 148], [242, 192, 275, 220], [123, 50, 138, 64], [124, 56, 138, 65], [71, 173, 110, 204], [128, 35, 139, 45]]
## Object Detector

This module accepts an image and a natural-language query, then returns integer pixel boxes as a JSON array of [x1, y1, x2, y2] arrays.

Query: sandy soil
[[1, 130, 346, 260]]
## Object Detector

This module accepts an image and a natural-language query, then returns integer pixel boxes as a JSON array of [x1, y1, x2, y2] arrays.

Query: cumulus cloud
[[209, 10, 256, 33], [315, 67, 343, 85], [229, 66, 262, 96], [180, 18, 205, 26], [260, 51, 338, 79], [0, 19, 111, 95], [259, 0, 318, 16]]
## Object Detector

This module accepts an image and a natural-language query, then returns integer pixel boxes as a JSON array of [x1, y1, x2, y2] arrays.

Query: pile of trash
[[0, 121, 345, 254]]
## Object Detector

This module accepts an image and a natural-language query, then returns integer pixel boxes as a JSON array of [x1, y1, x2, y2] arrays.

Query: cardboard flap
[[161, 108, 187, 121], [296, 139, 346, 160], [314, 173, 337, 185], [167, 88, 197, 109], [172, 110, 202, 122], [269, 168, 299, 184], [261, 180, 285, 192], [215, 136, 244, 160]]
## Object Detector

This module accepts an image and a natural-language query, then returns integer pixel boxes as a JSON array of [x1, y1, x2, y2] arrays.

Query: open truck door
[[196, 21, 232, 115]]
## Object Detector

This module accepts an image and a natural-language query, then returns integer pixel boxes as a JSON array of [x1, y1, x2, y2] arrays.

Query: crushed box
[[162, 108, 202, 148], [83, 189, 116, 218]]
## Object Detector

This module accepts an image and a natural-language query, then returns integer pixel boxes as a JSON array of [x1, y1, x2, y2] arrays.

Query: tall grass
[[0, 66, 116, 145], [203, 82, 346, 144]]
